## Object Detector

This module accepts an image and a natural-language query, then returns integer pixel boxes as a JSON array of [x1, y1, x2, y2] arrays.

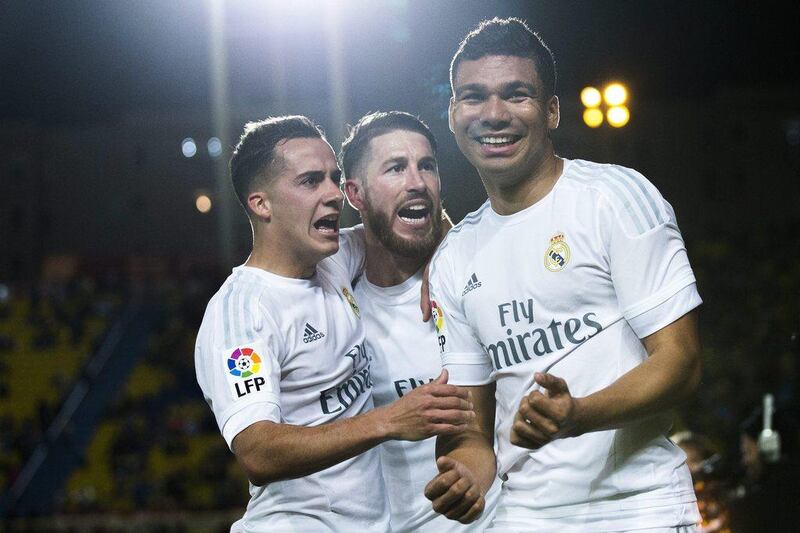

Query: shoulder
[[198, 269, 273, 345], [563, 158, 670, 236], [433, 200, 492, 262]]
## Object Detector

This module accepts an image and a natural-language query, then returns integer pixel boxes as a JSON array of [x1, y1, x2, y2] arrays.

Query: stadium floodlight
[[607, 105, 630, 128], [583, 108, 603, 128], [196, 194, 213, 214], [603, 83, 627, 106], [580, 87, 602, 108], [181, 138, 197, 158]]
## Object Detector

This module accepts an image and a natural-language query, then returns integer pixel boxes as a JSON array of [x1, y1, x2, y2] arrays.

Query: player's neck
[[485, 154, 564, 216], [363, 239, 426, 288], [247, 237, 317, 279]]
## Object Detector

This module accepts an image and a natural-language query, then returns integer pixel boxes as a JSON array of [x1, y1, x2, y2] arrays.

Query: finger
[[510, 414, 548, 449], [436, 455, 458, 473], [520, 405, 559, 436], [433, 368, 448, 385], [425, 423, 469, 438], [432, 474, 472, 514], [421, 264, 432, 321], [424, 464, 460, 499], [457, 497, 486, 524], [444, 486, 481, 521], [425, 409, 475, 426], [534, 372, 568, 395], [424, 395, 473, 411], [527, 393, 565, 422], [424, 384, 470, 400]]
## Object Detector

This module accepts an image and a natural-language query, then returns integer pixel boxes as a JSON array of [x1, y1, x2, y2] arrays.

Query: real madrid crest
[[341, 287, 360, 318], [544, 232, 570, 272]]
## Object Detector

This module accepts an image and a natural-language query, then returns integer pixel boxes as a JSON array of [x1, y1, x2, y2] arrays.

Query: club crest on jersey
[[341, 287, 360, 318], [544, 232, 570, 272]]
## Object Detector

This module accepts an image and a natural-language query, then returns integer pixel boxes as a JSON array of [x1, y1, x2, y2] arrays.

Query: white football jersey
[[195, 227, 390, 532], [429, 159, 701, 530], [355, 269, 499, 532]]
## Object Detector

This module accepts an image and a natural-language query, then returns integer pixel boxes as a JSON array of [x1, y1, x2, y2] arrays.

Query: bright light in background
[[607, 105, 630, 127], [207, 137, 222, 158], [603, 83, 627, 106], [583, 108, 604, 128], [580, 87, 601, 108], [195, 194, 212, 214], [181, 138, 197, 158]]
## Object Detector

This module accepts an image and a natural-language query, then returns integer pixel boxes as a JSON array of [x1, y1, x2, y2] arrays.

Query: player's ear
[[343, 179, 366, 212], [547, 95, 560, 130], [247, 190, 272, 221], [448, 97, 456, 133]]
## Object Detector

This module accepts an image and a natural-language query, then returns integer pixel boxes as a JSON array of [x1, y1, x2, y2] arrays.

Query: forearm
[[572, 311, 701, 435], [235, 408, 389, 485]]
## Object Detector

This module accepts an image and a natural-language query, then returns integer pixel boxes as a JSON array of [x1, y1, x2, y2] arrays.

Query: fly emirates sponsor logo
[[481, 298, 603, 370], [319, 344, 374, 414]]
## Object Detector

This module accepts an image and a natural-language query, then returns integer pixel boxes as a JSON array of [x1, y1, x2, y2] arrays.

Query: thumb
[[534, 372, 568, 395], [436, 455, 458, 473], [433, 368, 448, 385]]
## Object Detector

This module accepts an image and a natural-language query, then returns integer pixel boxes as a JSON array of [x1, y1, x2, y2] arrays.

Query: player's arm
[[511, 309, 701, 449], [233, 370, 474, 486], [424, 382, 496, 524]]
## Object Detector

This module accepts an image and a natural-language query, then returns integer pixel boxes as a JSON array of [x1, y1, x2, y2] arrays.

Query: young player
[[425, 19, 703, 532], [195, 115, 474, 532], [341, 111, 499, 531]]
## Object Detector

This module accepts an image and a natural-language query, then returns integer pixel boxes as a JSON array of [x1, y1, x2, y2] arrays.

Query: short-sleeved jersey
[[429, 159, 701, 529], [195, 227, 390, 532], [355, 269, 499, 532]]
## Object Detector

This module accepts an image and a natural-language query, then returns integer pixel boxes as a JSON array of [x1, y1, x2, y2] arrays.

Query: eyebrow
[[381, 156, 408, 168], [455, 80, 538, 96]]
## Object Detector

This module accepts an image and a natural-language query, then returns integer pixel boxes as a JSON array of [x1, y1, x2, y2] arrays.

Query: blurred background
[[1, 0, 798, 531]]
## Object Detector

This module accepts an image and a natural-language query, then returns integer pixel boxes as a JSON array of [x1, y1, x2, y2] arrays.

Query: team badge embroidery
[[544, 232, 570, 272], [342, 287, 360, 318], [431, 300, 445, 333]]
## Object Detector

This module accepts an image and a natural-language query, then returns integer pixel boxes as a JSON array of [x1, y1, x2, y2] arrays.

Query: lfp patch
[[431, 300, 445, 333], [227, 347, 261, 378]]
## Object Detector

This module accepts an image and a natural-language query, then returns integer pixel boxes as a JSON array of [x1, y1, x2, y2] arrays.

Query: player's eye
[[387, 164, 404, 174], [420, 161, 436, 172]]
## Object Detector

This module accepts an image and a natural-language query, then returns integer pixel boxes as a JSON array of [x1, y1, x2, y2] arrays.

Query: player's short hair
[[450, 17, 557, 97], [340, 111, 437, 183], [230, 115, 326, 212]]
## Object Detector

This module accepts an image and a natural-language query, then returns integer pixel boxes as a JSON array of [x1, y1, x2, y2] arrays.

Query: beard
[[363, 190, 443, 261]]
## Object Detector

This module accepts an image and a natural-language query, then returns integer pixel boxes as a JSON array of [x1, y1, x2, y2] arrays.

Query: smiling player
[[424, 19, 703, 532]]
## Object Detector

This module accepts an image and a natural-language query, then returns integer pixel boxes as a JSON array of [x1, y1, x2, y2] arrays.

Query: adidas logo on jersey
[[303, 323, 325, 343], [462, 273, 482, 296]]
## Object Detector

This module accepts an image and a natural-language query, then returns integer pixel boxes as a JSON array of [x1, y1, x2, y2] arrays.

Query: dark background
[[1, 0, 799, 526]]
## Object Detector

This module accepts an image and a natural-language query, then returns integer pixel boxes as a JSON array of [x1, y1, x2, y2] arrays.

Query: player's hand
[[420, 263, 432, 321], [510, 372, 578, 449], [424, 456, 486, 524], [382, 370, 474, 441]]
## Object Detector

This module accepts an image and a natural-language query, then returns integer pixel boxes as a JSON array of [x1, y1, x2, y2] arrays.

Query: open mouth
[[397, 203, 432, 226], [477, 134, 521, 147], [313, 213, 340, 234]]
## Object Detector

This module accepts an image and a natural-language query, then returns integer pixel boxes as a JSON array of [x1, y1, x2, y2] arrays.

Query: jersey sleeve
[[195, 291, 283, 450], [325, 224, 366, 281], [600, 168, 702, 338], [429, 244, 494, 386]]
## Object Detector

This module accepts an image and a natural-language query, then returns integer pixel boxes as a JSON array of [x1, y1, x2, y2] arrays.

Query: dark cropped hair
[[340, 111, 437, 182], [229, 115, 326, 212], [450, 17, 557, 97]]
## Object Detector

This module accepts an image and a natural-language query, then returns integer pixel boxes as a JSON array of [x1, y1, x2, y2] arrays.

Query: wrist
[[569, 396, 590, 438], [365, 405, 394, 442]]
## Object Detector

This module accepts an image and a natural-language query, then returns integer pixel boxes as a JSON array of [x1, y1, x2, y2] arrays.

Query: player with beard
[[341, 111, 499, 532], [195, 115, 476, 532]]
